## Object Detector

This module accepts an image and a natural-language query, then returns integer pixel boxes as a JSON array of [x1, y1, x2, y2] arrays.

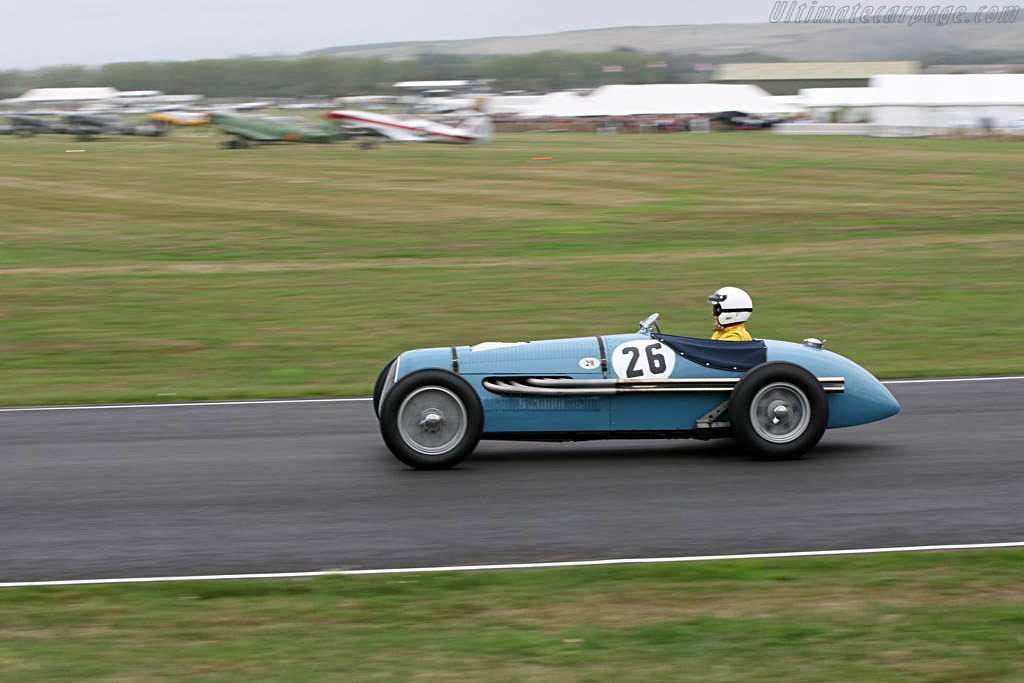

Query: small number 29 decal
[[611, 340, 675, 380]]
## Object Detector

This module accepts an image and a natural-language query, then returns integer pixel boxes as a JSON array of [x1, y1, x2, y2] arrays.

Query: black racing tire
[[379, 369, 483, 470], [730, 361, 828, 461], [372, 356, 397, 418]]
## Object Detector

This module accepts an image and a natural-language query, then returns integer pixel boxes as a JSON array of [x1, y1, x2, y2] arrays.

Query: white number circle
[[611, 340, 675, 380]]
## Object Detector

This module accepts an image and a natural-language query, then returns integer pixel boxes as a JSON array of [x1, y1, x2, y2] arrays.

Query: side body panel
[[601, 333, 741, 432], [394, 333, 737, 435], [458, 337, 609, 433], [394, 337, 609, 433]]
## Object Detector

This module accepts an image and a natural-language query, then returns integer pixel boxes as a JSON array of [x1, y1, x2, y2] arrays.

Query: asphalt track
[[1, 378, 1022, 583]]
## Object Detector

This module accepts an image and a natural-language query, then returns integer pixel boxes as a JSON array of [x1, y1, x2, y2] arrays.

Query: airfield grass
[[2, 131, 1024, 403], [1, 549, 1023, 681]]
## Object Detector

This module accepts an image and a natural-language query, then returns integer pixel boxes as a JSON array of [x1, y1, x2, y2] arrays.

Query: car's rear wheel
[[730, 362, 828, 461], [379, 369, 482, 470]]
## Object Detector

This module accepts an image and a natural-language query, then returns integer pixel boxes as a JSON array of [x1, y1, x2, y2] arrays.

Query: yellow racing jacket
[[711, 324, 753, 342]]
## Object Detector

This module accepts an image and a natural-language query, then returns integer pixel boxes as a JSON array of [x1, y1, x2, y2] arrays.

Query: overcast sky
[[3, 0, 773, 69]]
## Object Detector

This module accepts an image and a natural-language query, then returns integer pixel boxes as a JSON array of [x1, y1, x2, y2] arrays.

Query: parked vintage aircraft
[[6, 113, 65, 136], [66, 112, 163, 140], [147, 110, 211, 127], [211, 111, 344, 148], [325, 109, 494, 147]]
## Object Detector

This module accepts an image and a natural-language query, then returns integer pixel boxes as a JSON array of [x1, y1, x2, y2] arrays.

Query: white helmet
[[708, 287, 753, 327]]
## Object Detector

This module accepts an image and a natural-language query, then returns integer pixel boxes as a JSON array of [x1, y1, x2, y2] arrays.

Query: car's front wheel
[[379, 369, 483, 470], [372, 356, 397, 418], [730, 362, 829, 461]]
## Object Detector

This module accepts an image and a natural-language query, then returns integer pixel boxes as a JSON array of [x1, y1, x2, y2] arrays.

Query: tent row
[[490, 75, 1024, 131], [797, 74, 1024, 128], [1, 88, 202, 108], [487, 84, 801, 118]]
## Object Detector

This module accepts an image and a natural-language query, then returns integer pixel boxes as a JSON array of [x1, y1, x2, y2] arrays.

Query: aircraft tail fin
[[462, 115, 495, 143]]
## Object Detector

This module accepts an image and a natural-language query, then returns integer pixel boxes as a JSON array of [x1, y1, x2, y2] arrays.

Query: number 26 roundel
[[611, 340, 676, 380]]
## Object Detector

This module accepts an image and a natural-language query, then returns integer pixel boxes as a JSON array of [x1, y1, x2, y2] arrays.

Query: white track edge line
[[1, 375, 1022, 413], [0, 398, 372, 412], [3, 541, 1023, 589], [882, 376, 1024, 385]]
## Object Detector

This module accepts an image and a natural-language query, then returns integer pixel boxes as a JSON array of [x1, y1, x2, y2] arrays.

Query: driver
[[708, 287, 753, 341]]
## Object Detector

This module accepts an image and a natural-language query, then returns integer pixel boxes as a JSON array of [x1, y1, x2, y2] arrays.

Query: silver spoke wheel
[[749, 382, 811, 444], [397, 386, 468, 456]]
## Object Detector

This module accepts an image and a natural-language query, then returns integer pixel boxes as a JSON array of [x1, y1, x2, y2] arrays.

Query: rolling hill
[[305, 19, 1022, 62]]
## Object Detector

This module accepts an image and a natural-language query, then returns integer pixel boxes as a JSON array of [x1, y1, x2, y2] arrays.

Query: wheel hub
[[420, 412, 443, 432], [396, 386, 468, 456], [749, 382, 811, 444], [770, 402, 789, 425]]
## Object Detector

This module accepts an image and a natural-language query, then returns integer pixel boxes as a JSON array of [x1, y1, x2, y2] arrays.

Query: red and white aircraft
[[325, 109, 494, 146]]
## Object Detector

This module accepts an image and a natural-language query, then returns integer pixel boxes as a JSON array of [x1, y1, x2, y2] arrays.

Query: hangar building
[[713, 61, 920, 95]]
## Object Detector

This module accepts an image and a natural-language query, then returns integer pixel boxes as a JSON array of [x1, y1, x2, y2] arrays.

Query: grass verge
[[1, 549, 1022, 681], [2, 132, 1023, 403]]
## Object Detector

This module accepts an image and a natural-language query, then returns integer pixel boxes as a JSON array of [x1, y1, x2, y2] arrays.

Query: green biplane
[[210, 111, 345, 148]]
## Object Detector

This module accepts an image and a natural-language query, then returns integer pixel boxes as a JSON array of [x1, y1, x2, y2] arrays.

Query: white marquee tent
[[797, 87, 875, 122], [502, 84, 800, 118], [868, 74, 1024, 128], [0, 87, 120, 106], [1, 87, 202, 108], [788, 74, 1024, 133]]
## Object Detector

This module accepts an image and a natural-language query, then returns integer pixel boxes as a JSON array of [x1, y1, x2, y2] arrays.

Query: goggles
[[707, 293, 751, 317]]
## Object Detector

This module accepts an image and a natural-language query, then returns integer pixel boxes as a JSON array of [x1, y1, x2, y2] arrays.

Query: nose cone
[[871, 382, 901, 421], [833, 374, 900, 428], [815, 354, 900, 429]]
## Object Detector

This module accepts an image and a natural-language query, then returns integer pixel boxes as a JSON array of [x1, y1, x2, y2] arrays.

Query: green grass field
[[2, 550, 1023, 681], [2, 131, 1023, 405]]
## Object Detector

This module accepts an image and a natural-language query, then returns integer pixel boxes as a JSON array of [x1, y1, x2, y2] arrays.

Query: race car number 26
[[611, 340, 675, 380]]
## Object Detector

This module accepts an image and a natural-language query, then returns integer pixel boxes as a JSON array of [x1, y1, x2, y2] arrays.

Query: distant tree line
[[0, 51, 784, 99], [5, 49, 1023, 100]]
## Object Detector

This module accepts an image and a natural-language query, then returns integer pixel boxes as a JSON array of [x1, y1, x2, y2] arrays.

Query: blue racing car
[[374, 313, 900, 469]]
